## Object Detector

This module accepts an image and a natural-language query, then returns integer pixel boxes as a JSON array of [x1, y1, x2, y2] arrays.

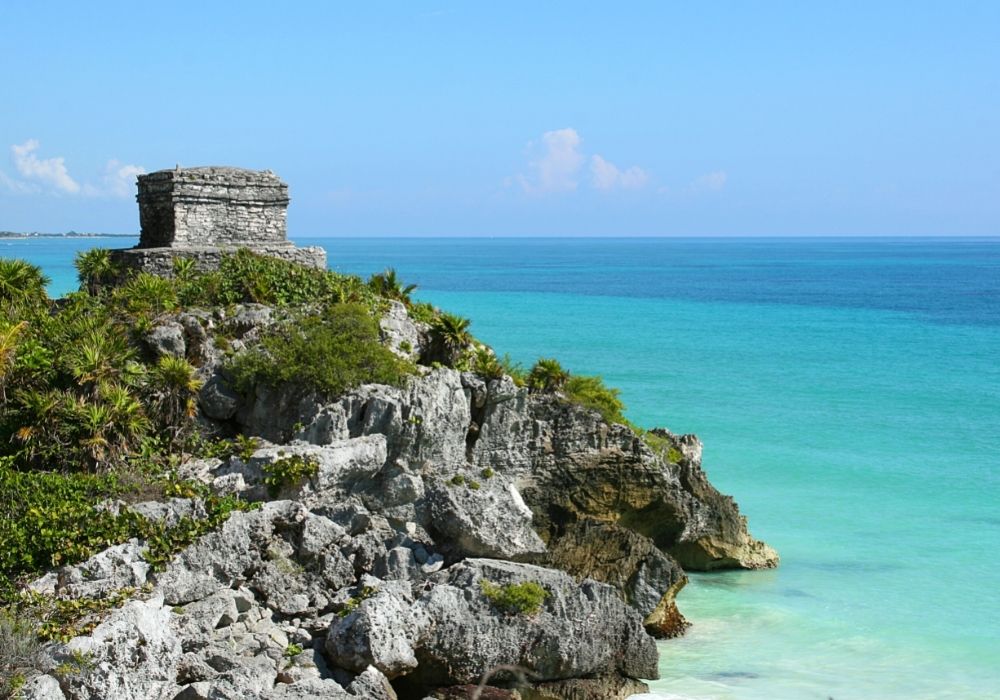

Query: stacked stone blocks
[[113, 165, 325, 273]]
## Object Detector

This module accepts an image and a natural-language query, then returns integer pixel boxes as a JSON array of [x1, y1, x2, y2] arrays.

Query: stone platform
[[110, 243, 327, 276]]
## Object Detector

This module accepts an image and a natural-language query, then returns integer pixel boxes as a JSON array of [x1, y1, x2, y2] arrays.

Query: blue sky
[[1, 1, 997, 236]]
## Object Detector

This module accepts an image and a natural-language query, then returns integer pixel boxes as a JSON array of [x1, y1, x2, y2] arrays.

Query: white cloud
[[2, 141, 144, 198], [87, 159, 146, 198], [590, 155, 649, 191], [11, 139, 80, 193], [517, 128, 585, 194], [0, 168, 37, 194]]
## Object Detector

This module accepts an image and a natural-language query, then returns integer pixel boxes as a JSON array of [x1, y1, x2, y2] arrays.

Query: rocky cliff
[[19, 300, 776, 700]]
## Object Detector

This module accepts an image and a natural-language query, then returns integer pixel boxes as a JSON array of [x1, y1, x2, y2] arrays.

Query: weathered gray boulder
[[298, 368, 470, 467], [325, 579, 429, 678], [406, 559, 658, 688], [56, 595, 181, 700], [199, 374, 241, 420], [380, 300, 426, 361], [424, 478, 545, 560], [16, 675, 65, 700], [57, 540, 150, 598], [146, 321, 186, 358], [155, 501, 304, 605]]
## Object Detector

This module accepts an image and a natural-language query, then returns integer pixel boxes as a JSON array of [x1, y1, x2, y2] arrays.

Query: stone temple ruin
[[111, 166, 325, 274]]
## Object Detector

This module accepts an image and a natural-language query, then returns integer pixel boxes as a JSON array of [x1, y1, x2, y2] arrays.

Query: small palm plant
[[148, 356, 202, 450], [527, 358, 569, 393], [172, 256, 197, 282], [368, 267, 417, 304], [67, 332, 137, 398], [115, 273, 178, 315], [0, 259, 49, 306], [12, 388, 69, 465], [74, 248, 113, 295], [430, 312, 473, 365], [70, 385, 149, 469]]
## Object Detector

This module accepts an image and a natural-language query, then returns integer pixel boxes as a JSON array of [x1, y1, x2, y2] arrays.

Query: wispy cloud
[[1, 140, 144, 198], [516, 128, 586, 194], [590, 154, 649, 191], [11, 139, 79, 193], [84, 159, 146, 198]]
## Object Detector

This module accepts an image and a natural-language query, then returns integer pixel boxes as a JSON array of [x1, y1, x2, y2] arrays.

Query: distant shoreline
[[0, 232, 136, 239]]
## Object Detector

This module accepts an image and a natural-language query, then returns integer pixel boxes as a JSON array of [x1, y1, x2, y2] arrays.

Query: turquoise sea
[[6, 235, 1000, 700]]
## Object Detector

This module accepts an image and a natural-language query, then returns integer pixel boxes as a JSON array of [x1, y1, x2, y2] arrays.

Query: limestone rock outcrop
[[21, 300, 776, 699]]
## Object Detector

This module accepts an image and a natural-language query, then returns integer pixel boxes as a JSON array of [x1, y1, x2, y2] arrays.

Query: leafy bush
[[564, 374, 627, 425], [176, 249, 380, 309], [0, 461, 144, 593], [262, 454, 319, 497], [527, 358, 569, 393], [407, 301, 438, 325], [479, 579, 549, 615], [227, 304, 414, 398], [368, 267, 417, 304], [428, 312, 472, 366], [0, 259, 48, 307], [74, 248, 119, 295], [471, 346, 505, 380], [112, 272, 179, 315]]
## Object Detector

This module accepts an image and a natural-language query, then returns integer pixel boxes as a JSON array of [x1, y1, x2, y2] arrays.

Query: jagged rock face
[[469, 390, 778, 571], [539, 520, 689, 638], [25, 302, 777, 699]]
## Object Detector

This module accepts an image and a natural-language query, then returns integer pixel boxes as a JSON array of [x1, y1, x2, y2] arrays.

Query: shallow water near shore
[[11, 235, 1000, 699]]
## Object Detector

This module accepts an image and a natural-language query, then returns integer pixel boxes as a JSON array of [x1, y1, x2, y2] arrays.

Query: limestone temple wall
[[137, 167, 289, 247], [112, 166, 325, 273]]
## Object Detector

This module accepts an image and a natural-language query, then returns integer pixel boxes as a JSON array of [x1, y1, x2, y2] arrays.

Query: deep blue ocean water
[[7, 235, 1000, 699]]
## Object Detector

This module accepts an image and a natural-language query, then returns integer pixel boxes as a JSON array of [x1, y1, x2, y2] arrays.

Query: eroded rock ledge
[[21, 302, 776, 700]]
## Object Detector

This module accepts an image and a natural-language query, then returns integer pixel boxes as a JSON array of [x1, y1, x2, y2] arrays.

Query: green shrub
[[368, 267, 417, 304], [113, 272, 178, 315], [471, 346, 505, 380], [176, 249, 381, 309], [449, 474, 466, 486], [74, 248, 118, 295], [481, 467, 494, 479], [407, 301, 438, 325], [564, 374, 627, 425], [479, 579, 549, 615], [527, 358, 569, 393], [0, 461, 145, 592], [0, 259, 49, 307], [640, 431, 685, 463], [284, 643, 304, 658], [226, 304, 414, 398], [262, 454, 319, 497]]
